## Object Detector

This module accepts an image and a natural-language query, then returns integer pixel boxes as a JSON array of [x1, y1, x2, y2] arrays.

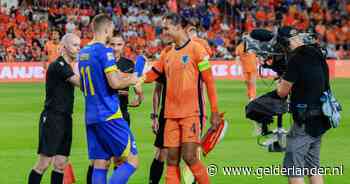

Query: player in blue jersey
[[85, 31, 145, 184], [78, 14, 139, 184]]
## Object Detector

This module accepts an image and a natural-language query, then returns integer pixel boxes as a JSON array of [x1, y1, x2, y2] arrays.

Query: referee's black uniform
[[38, 56, 75, 157], [115, 57, 135, 126]]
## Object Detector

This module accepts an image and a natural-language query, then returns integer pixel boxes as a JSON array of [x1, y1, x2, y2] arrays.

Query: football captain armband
[[104, 65, 119, 74], [197, 56, 211, 72], [201, 113, 228, 156]]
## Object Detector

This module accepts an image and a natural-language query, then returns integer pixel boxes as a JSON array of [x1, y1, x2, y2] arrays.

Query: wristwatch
[[150, 113, 158, 120]]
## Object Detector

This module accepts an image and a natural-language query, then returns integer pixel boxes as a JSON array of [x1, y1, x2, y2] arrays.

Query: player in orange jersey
[[183, 19, 212, 184], [235, 40, 258, 101], [138, 13, 220, 184], [45, 29, 61, 69]]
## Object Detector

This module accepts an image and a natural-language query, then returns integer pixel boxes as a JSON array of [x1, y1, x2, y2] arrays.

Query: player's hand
[[129, 94, 144, 107], [134, 81, 143, 94], [129, 74, 138, 86], [152, 119, 159, 134], [210, 112, 221, 130], [135, 78, 144, 88]]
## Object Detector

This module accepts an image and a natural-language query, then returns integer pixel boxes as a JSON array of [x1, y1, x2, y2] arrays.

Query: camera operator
[[276, 27, 331, 184]]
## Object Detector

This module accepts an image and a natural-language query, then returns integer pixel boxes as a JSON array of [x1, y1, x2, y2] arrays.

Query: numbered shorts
[[164, 116, 201, 147], [86, 118, 138, 160]]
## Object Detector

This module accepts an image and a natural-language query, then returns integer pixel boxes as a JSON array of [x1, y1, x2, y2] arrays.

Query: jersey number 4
[[80, 66, 95, 96]]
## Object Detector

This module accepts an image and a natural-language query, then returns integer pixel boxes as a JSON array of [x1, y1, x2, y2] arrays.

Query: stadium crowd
[[0, 0, 349, 62]]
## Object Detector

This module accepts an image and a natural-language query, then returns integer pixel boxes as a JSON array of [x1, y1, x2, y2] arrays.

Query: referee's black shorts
[[37, 110, 72, 157], [154, 110, 166, 148]]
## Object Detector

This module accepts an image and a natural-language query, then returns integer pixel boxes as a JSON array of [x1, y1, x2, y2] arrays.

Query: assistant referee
[[28, 33, 81, 184]]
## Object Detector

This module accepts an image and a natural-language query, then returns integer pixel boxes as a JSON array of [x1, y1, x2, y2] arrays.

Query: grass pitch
[[0, 79, 349, 183]]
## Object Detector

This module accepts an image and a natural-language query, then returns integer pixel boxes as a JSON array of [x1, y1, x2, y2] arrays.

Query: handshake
[[116, 72, 144, 87], [125, 73, 144, 88], [113, 72, 145, 107]]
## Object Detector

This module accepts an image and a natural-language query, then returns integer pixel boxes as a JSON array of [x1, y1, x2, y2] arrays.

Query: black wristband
[[150, 113, 158, 120]]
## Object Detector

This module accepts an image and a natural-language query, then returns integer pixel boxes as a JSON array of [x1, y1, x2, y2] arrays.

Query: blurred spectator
[[24, 45, 33, 61], [45, 29, 60, 64], [0, 45, 5, 62], [16, 47, 26, 62], [0, 0, 349, 62], [5, 46, 16, 62]]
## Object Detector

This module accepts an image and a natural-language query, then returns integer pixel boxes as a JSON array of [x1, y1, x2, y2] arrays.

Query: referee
[[108, 31, 144, 125], [28, 33, 81, 184]]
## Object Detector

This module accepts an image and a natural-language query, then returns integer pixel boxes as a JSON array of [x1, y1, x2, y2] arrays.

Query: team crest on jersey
[[107, 52, 115, 61], [182, 55, 190, 64], [79, 53, 90, 61]]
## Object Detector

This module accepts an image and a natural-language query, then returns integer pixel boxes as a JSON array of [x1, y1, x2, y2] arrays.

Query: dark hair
[[107, 30, 125, 45], [50, 28, 61, 38], [163, 13, 182, 26], [162, 12, 192, 28], [91, 13, 112, 32], [112, 30, 124, 39]]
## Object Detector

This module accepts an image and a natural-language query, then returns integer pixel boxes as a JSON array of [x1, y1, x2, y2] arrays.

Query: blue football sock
[[109, 162, 136, 184], [92, 168, 107, 184]]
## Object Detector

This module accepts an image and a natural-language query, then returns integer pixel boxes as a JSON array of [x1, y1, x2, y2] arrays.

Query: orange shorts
[[243, 71, 256, 81], [164, 116, 201, 147]]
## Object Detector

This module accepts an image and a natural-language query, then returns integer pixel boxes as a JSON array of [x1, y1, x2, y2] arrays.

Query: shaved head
[[60, 33, 81, 60], [92, 13, 113, 33], [60, 33, 80, 47], [91, 13, 114, 41]]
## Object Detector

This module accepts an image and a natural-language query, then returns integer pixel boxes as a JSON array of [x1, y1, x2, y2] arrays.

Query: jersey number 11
[[80, 66, 95, 96]]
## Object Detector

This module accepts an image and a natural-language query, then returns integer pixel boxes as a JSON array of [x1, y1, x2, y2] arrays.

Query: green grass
[[0, 79, 349, 183]]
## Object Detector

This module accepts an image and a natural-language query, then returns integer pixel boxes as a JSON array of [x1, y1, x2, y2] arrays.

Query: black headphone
[[276, 27, 298, 49], [276, 33, 292, 49]]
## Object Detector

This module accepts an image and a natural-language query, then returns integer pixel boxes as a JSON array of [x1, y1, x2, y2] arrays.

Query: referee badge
[[182, 55, 190, 64]]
